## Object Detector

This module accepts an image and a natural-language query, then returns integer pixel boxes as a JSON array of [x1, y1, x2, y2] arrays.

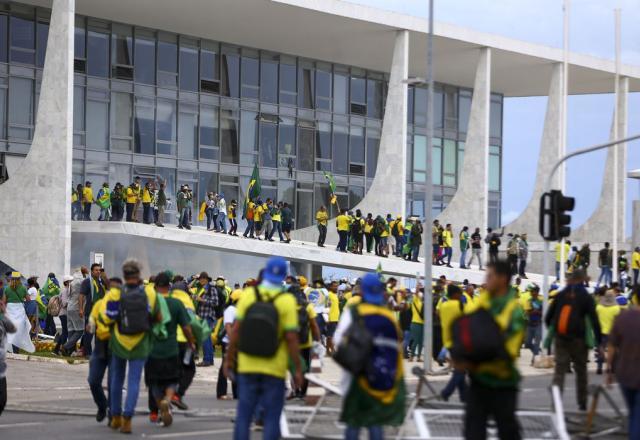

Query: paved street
[[0, 355, 628, 439]]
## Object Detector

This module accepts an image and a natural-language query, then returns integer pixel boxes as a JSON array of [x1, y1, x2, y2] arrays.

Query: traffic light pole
[[541, 132, 640, 341]]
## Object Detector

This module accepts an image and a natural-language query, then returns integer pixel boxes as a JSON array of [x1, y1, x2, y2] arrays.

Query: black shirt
[[470, 232, 482, 249]]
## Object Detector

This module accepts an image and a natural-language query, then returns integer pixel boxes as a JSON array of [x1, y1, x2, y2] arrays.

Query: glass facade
[[0, 2, 503, 228]]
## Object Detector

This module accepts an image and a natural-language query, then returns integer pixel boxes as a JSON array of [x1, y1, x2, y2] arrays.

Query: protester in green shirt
[[459, 226, 470, 269], [146, 272, 195, 427], [4, 275, 26, 304]]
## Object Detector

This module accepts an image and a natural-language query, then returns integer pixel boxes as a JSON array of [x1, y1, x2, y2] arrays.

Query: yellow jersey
[[439, 299, 463, 349], [328, 291, 340, 322], [411, 296, 424, 324], [596, 304, 621, 335], [336, 214, 350, 231], [82, 187, 94, 204], [632, 251, 640, 270], [316, 210, 328, 226]]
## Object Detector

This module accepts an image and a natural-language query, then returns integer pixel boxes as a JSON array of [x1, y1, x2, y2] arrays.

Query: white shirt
[[333, 309, 354, 396], [222, 305, 236, 344], [27, 287, 38, 301]]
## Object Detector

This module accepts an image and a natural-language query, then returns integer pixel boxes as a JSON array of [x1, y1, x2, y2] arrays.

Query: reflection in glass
[[156, 99, 176, 155], [112, 25, 132, 66], [316, 122, 331, 160], [432, 139, 442, 185], [221, 110, 239, 164], [179, 40, 198, 91], [315, 68, 331, 111], [349, 126, 365, 164], [278, 117, 295, 155], [367, 79, 382, 119], [260, 121, 277, 168], [158, 36, 177, 88], [74, 18, 84, 59], [241, 55, 259, 99], [366, 130, 379, 178], [350, 76, 365, 104], [414, 87, 427, 127], [239, 110, 257, 165], [8, 77, 32, 126], [458, 89, 472, 134], [413, 135, 426, 182], [279, 60, 296, 105], [296, 189, 313, 228], [199, 105, 218, 147], [178, 105, 197, 159], [73, 86, 85, 134], [298, 65, 314, 109], [332, 125, 348, 174], [221, 53, 240, 98], [87, 29, 109, 77], [489, 153, 500, 191], [349, 186, 364, 208], [260, 58, 278, 103], [297, 126, 314, 172], [134, 31, 155, 85], [134, 97, 155, 154], [333, 72, 348, 114], [86, 98, 108, 150], [111, 92, 132, 151], [10, 16, 34, 64]]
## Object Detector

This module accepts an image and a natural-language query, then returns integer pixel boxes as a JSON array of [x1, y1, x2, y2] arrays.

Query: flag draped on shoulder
[[242, 164, 261, 219], [323, 171, 337, 205]]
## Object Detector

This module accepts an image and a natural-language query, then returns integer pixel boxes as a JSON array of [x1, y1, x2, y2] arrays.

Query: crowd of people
[[1, 254, 640, 438]]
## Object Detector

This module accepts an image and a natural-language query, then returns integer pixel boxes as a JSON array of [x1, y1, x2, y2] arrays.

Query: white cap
[[63, 275, 74, 283]]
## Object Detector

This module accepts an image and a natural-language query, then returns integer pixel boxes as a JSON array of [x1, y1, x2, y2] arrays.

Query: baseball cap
[[63, 275, 74, 283], [361, 273, 384, 305], [263, 256, 287, 284]]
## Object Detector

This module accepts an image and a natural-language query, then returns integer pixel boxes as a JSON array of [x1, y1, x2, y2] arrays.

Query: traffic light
[[539, 190, 575, 241]]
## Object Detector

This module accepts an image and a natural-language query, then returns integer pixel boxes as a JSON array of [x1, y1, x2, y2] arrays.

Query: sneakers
[[171, 394, 188, 410], [159, 399, 173, 427], [149, 412, 158, 424], [96, 407, 107, 423], [120, 416, 132, 434]]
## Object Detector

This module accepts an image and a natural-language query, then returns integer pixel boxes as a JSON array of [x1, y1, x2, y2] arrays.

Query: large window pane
[[489, 153, 501, 191], [199, 105, 218, 147], [36, 19, 48, 68], [200, 44, 219, 81], [134, 31, 155, 85], [296, 190, 313, 228], [297, 126, 314, 172], [134, 96, 155, 154], [260, 121, 277, 168], [443, 139, 456, 186], [73, 86, 84, 142], [8, 77, 33, 134], [413, 134, 426, 182], [157, 35, 177, 88], [241, 54, 259, 99], [221, 110, 239, 164], [350, 76, 365, 104], [414, 87, 427, 127], [74, 17, 85, 60], [86, 97, 108, 150], [367, 79, 383, 119], [459, 89, 472, 134], [349, 186, 364, 208], [239, 110, 257, 165], [316, 122, 331, 160], [432, 142, 442, 185], [156, 99, 176, 155], [349, 126, 365, 164], [333, 72, 348, 114], [279, 59, 296, 105], [179, 38, 198, 91], [365, 129, 379, 180], [407, 88, 414, 124], [490, 97, 503, 138], [444, 88, 457, 131], [87, 28, 109, 77], [178, 104, 197, 159], [111, 92, 132, 151], [332, 125, 348, 174], [315, 67, 331, 111], [434, 89, 444, 130], [199, 171, 218, 202], [221, 51, 239, 98], [260, 57, 278, 103], [298, 63, 314, 109], [111, 24, 132, 67], [278, 117, 295, 155], [10, 15, 34, 64], [0, 15, 7, 63]]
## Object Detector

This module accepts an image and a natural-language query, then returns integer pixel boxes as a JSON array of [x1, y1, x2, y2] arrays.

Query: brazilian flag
[[242, 164, 261, 219], [323, 171, 337, 205]]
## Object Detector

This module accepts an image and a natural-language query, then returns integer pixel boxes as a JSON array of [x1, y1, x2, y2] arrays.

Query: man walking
[[82, 181, 94, 221], [545, 270, 601, 411], [336, 209, 350, 252], [442, 224, 453, 267], [597, 242, 613, 287], [192, 272, 218, 367], [485, 227, 504, 264], [316, 206, 328, 247], [225, 257, 302, 440], [459, 226, 470, 269], [461, 261, 525, 440]]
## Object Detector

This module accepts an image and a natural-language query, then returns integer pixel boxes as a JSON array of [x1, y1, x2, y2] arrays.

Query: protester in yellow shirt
[[316, 206, 329, 247], [438, 285, 466, 401], [336, 209, 350, 252], [442, 224, 454, 268], [82, 181, 94, 221], [554, 240, 570, 280], [326, 282, 341, 355], [409, 290, 424, 361], [632, 246, 640, 286], [596, 290, 621, 374]]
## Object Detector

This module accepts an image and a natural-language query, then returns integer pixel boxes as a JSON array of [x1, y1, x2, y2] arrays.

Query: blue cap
[[263, 256, 288, 284], [361, 273, 384, 305]]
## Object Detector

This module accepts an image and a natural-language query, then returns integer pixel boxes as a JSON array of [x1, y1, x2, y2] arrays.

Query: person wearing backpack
[[545, 269, 601, 411], [455, 260, 525, 440], [485, 227, 504, 264], [225, 257, 302, 440], [146, 272, 195, 427], [351, 210, 365, 255], [101, 260, 162, 434], [217, 288, 241, 400], [289, 281, 320, 399], [438, 284, 466, 402], [333, 273, 406, 439]]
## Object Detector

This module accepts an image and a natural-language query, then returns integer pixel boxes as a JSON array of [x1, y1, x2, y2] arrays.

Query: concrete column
[[633, 200, 640, 249], [437, 47, 491, 239], [505, 63, 563, 239], [572, 76, 628, 245], [0, 0, 74, 279], [293, 29, 409, 245]]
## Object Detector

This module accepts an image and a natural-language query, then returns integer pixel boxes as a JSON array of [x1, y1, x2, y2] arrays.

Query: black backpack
[[333, 306, 373, 375], [351, 218, 362, 235], [450, 309, 508, 364], [117, 285, 151, 335], [238, 287, 282, 357]]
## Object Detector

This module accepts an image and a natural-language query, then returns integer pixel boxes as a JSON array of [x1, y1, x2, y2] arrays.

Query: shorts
[[315, 314, 326, 336], [326, 322, 338, 338], [282, 222, 292, 233]]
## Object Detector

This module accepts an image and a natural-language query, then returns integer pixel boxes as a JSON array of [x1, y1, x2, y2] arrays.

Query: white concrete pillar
[[0, 0, 74, 278], [505, 63, 563, 239], [437, 47, 491, 240], [292, 29, 409, 245], [573, 76, 628, 245]]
